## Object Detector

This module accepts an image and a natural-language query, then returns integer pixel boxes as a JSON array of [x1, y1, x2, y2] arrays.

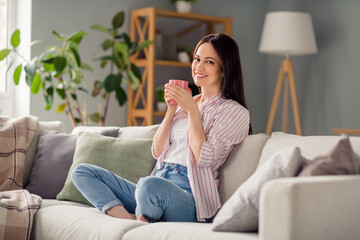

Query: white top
[[164, 115, 188, 166]]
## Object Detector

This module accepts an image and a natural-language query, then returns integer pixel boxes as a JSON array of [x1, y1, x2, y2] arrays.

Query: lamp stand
[[266, 58, 302, 135]]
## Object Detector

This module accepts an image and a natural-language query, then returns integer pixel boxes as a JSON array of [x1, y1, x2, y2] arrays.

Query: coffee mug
[[168, 79, 192, 105]]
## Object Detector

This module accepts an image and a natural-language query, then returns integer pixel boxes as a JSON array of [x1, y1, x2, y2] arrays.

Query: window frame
[[0, 0, 32, 117]]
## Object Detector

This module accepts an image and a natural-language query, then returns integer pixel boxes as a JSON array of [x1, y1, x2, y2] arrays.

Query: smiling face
[[192, 43, 223, 93]]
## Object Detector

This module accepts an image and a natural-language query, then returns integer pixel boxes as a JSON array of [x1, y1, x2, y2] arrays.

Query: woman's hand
[[164, 84, 197, 116]]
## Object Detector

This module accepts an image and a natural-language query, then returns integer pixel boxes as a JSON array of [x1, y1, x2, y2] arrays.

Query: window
[[0, 0, 31, 117], [0, 0, 8, 94]]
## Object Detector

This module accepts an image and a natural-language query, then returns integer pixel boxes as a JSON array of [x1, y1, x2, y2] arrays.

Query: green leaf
[[114, 42, 128, 55], [13, 64, 22, 85], [54, 56, 67, 73], [137, 40, 153, 51], [78, 87, 89, 94], [71, 93, 77, 100], [100, 60, 108, 69], [52, 30, 64, 40], [57, 103, 66, 114], [10, 29, 21, 48], [80, 62, 93, 71], [103, 74, 122, 92], [129, 42, 138, 55], [69, 30, 87, 44], [0, 49, 11, 61], [90, 113, 100, 123], [24, 58, 38, 86], [44, 87, 54, 110], [44, 74, 52, 82], [109, 29, 118, 37], [70, 47, 81, 66], [115, 86, 127, 106], [56, 88, 66, 100], [127, 64, 141, 90], [102, 39, 113, 51], [112, 11, 125, 29], [114, 42, 129, 65], [43, 62, 54, 72], [41, 57, 55, 64], [73, 70, 83, 84], [95, 55, 115, 62], [30, 73, 42, 94], [121, 33, 131, 47], [130, 63, 142, 83], [91, 24, 109, 33]]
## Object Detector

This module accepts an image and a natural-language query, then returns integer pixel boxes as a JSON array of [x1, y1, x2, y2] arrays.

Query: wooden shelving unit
[[127, 7, 232, 126]]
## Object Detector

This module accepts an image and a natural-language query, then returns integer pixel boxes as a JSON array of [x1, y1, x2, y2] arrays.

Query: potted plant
[[91, 11, 153, 125], [155, 86, 167, 112], [0, 29, 92, 127], [171, 0, 197, 13]]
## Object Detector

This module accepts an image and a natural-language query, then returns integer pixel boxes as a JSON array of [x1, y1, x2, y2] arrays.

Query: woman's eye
[[194, 57, 200, 62], [206, 60, 214, 64]]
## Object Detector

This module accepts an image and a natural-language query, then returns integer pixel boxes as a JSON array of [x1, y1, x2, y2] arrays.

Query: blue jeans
[[71, 162, 197, 222]]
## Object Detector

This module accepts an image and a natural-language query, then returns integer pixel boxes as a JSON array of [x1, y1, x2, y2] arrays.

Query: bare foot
[[137, 214, 149, 222], [107, 206, 136, 220]]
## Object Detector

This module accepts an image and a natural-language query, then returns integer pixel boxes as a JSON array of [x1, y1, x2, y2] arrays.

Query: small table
[[332, 128, 360, 135]]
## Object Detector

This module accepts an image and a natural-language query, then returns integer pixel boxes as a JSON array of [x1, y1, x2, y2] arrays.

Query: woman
[[72, 33, 251, 223]]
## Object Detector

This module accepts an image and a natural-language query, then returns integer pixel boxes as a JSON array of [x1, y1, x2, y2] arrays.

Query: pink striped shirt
[[151, 94, 250, 221]]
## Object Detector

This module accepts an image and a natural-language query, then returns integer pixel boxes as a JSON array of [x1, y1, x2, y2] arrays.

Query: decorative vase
[[177, 51, 191, 63], [157, 102, 167, 112], [176, 1, 192, 13]]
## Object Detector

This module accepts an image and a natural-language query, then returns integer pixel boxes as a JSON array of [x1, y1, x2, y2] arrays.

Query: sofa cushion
[[71, 124, 159, 139], [57, 132, 156, 205], [24, 120, 65, 186], [123, 222, 258, 240], [25, 129, 119, 199], [32, 204, 146, 240], [257, 132, 360, 168], [213, 147, 306, 232], [298, 137, 360, 176], [218, 133, 270, 204]]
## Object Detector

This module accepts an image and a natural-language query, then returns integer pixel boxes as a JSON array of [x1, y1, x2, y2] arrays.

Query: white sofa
[[26, 121, 360, 240]]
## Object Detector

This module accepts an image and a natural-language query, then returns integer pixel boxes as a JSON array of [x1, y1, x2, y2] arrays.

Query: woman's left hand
[[164, 84, 197, 116]]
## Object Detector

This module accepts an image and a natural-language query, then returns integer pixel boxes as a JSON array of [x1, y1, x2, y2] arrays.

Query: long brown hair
[[193, 33, 253, 134]]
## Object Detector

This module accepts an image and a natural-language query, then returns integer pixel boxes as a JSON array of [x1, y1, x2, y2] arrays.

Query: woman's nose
[[196, 61, 205, 70]]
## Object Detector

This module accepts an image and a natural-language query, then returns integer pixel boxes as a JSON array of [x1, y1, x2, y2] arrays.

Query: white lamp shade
[[259, 11, 318, 56]]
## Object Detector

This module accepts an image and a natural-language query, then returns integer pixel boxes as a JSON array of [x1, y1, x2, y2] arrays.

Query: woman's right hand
[[164, 84, 178, 113]]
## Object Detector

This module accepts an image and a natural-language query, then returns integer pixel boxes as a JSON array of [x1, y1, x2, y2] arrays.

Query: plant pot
[[157, 102, 167, 112], [176, 1, 192, 13]]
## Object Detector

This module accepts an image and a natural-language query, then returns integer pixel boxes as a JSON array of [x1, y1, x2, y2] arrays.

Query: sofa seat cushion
[[123, 222, 258, 240], [41, 199, 91, 208], [32, 204, 146, 240]]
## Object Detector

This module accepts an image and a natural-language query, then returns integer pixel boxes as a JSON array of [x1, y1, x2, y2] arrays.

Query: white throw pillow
[[212, 147, 307, 232]]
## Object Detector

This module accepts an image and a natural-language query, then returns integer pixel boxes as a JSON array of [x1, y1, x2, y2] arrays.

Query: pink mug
[[168, 79, 192, 105]]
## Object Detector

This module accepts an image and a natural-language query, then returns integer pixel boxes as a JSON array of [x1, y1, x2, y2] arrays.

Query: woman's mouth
[[195, 73, 207, 79]]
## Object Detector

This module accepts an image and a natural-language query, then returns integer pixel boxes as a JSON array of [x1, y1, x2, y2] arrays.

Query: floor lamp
[[259, 12, 317, 135]]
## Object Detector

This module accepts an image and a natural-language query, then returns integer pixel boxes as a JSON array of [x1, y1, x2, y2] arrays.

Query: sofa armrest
[[259, 175, 360, 240]]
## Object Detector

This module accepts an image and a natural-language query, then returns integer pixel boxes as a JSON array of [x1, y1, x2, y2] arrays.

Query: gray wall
[[265, 0, 360, 135], [31, 0, 360, 135]]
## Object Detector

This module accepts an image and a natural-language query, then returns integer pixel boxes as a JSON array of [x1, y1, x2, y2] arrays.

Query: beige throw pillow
[[212, 147, 306, 232]]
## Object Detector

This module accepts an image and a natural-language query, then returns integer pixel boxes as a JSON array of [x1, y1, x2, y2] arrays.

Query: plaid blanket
[[0, 115, 38, 191], [0, 190, 42, 240], [0, 115, 41, 240]]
